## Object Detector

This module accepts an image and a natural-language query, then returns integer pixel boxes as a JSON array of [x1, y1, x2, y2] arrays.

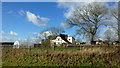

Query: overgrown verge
[[2, 46, 120, 67]]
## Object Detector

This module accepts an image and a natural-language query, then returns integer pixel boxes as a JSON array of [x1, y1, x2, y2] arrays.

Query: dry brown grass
[[1, 46, 120, 67]]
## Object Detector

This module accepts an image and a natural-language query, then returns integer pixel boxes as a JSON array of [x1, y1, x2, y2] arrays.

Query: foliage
[[41, 39, 51, 47], [47, 35, 58, 40]]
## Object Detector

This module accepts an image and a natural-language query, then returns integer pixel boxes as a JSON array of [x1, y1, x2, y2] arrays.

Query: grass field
[[1, 46, 120, 67]]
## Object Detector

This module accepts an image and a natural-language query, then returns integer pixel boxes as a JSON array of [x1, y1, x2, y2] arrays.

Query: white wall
[[51, 36, 66, 46], [51, 36, 75, 46], [68, 37, 75, 44]]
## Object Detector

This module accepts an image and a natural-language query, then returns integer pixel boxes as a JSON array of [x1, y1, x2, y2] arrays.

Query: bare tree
[[34, 37, 41, 44], [111, 2, 120, 43], [65, 2, 109, 44], [37, 32, 50, 42], [103, 27, 118, 43], [38, 32, 48, 39], [23, 37, 33, 48], [76, 37, 81, 43], [37, 27, 65, 43], [41, 27, 65, 35], [104, 28, 113, 42]]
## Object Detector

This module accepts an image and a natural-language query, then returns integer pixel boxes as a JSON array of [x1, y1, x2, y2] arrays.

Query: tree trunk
[[90, 34, 94, 44], [118, 1, 120, 44], [118, 21, 120, 44]]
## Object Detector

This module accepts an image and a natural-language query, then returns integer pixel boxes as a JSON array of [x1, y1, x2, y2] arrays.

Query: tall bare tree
[[41, 27, 65, 35], [65, 2, 109, 44], [38, 27, 65, 43], [103, 26, 118, 43], [37, 31, 51, 42], [111, 2, 120, 43], [104, 27, 113, 42]]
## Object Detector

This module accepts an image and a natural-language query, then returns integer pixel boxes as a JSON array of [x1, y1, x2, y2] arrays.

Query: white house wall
[[51, 36, 75, 46], [51, 36, 66, 46], [67, 37, 75, 44], [67, 37, 72, 43]]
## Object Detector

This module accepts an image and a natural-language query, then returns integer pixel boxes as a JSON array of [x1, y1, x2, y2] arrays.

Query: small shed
[[13, 41, 20, 48]]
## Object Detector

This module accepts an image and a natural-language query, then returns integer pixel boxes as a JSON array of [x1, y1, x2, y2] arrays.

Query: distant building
[[91, 40, 103, 45], [13, 41, 34, 48], [0, 42, 14, 48], [34, 44, 41, 48], [80, 42, 86, 45], [51, 34, 75, 46]]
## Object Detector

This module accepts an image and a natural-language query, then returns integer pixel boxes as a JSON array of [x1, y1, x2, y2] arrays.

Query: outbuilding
[[13, 41, 20, 48]]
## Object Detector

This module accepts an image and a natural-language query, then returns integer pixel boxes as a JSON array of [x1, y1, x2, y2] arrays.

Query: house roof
[[68, 36, 75, 40], [60, 34, 72, 44], [50, 34, 74, 44]]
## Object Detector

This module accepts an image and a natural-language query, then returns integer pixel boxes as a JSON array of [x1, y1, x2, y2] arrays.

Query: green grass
[[2, 46, 120, 67]]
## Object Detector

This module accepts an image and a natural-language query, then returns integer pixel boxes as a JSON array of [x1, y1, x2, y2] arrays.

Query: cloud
[[0, 36, 10, 40], [9, 31, 18, 36], [0, 36, 11, 42], [19, 10, 25, 16], [0, 30, 5, 34], [8, 10, 25, 16], [8, 10, 14, 14], [40, 17, 50, 22], [57, 0, 119, 2], [0, 36, 21, 42], [30, 32, 38, 35], [60, 22, 66, 27], [7, 10, 18, 16], [57, 2, 91, 18], [37, 31, 53, 39], [43, 31, 53, 35], [57, 0, 117, 18], [60, 22, 71, 28], [26, 11, 50, 26], [2, 0, 119, 2]]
